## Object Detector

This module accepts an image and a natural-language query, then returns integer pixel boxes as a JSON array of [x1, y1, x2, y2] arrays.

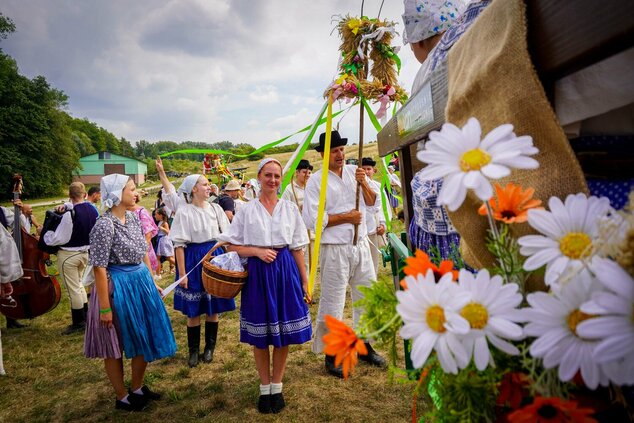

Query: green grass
[[0, 149, 424, 422]]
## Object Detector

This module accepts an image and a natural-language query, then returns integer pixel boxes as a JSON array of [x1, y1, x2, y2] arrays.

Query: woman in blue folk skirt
[[84, 174, 176, 412], [168, 173, 234, 368], [220, 158, 312, 415]]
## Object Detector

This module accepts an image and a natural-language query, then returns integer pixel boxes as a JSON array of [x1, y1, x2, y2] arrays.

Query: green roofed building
[[74, 152, 147, 185]]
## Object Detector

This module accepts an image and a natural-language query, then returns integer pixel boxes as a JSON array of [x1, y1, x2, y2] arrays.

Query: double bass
[[0, 175, 61, 319]]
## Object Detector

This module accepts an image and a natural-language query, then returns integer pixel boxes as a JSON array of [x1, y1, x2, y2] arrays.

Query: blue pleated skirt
[[84, 263, 176, 362], [240, 248, 312, 349], [174, 241, 236, 318]]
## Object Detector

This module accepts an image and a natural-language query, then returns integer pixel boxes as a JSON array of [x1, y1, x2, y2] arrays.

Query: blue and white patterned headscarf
[[100, 173, 130, 210], [402, 0, 464, 44]]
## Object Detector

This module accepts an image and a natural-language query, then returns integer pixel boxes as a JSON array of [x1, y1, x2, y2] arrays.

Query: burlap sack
[[444, 0, 588, 274]]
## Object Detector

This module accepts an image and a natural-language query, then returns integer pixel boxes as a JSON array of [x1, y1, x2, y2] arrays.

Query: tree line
[[0, 13, 296, 200]]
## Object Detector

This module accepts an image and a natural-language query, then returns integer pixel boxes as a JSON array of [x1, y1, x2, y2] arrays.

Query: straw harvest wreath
[[324, 16, 408, 118]]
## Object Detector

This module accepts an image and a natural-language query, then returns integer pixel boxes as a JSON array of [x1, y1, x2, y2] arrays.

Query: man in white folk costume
[[302, 130, 386, 378]]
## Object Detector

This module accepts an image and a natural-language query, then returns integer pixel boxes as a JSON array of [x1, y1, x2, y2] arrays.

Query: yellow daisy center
[[426, 305, 447, 333], [567, 309, 594, 336], [559, 232, 592, 259], [459, 149, 491, 172], [460, 303, 489, 329]]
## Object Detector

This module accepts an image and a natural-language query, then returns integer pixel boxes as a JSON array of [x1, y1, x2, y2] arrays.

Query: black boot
[[62, 308, 86, 335], [6, 318, 25, 329], [359, 342, 387, 368], [187, 325, 201, 368], [324, 355, 344, 379], [202, 321, 218, 363]]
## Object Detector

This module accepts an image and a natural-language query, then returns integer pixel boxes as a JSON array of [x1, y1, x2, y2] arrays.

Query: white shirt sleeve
[[43, 211, 73, 246], [162, 185, 184, 215], [290, 204, 309, 250], [302, 175, 328, 232], [280, 185, 294, 203], [169, 208, 191, 248], [2, 207, 15, 229], [217, 205, 245, 245]]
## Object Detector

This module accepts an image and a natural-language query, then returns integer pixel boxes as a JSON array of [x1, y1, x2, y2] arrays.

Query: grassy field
[[0, 162, 424, 423]]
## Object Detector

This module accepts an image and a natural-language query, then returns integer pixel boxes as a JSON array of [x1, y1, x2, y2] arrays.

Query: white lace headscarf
[[402, 0, 464, 44], [100, 174, 130, 210]]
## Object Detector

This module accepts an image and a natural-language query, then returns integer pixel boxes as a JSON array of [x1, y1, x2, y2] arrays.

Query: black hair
[[87, 186, 100, 196]]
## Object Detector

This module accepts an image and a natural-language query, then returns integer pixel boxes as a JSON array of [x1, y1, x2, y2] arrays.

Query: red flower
[[497, 372, 530, 410], [507, 396, 597, 423]]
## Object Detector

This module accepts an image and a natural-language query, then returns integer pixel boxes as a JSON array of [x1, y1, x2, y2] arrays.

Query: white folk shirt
[[169, 202, 229, 248], [218, 199, 308, 249], [302, 165, 378, 245], [388, 172, 402, 188], [161, 183, 185, 216], [42, 202, 89, 252], [281, 181, 306, 210], [365, 180, 387, 236]]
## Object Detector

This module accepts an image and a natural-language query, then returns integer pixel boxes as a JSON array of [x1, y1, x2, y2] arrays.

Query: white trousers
[[57, 250, 89, 309], [312, 237, 376, 353]]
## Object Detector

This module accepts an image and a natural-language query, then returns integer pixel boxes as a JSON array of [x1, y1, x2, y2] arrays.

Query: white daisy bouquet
[[323, 117, 634, 422]]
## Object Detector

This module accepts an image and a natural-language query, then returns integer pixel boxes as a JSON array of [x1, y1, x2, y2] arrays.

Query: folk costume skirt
[[173, 241, 236, 318], [84, 263, 176, 362], [240, 247, 312, 349]]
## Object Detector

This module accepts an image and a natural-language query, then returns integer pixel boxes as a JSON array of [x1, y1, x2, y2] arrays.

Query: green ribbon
[[160, 106, 351, 159]]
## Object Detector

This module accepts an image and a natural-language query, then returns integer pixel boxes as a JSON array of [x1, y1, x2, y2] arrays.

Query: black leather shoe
[[114, 398, 146, 412], [61, 322, 85, 336], [6, 318, 25, 329], [325, 355, 344, 379], [270, 393, 286, 413], [359, 342, 387, 368], [140, 385, 161, 401], [257, 394, 271, 414], [127, 391, 150, 408]]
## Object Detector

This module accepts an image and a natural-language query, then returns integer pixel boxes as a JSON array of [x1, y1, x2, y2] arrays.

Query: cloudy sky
[[1, 0, 420, 148]]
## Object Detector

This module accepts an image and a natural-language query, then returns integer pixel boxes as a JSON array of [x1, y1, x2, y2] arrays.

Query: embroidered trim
[[240, 314, 312, 338]]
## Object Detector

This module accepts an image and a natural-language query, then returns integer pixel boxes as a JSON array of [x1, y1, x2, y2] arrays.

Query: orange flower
[[478, 183, 542, 224], [507, 396, 597, 423], [400, 250, 458, 289], [322, 315, 367, 379]]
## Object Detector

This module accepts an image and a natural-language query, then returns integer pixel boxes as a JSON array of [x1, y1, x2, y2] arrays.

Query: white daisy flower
[[457, 269, 524, 371], [518, 193, 612, 288], [415, 117, 539, 211], [522, 274, 609, 389], [577, 257, 634, 385], [396, 270, 471, 374]]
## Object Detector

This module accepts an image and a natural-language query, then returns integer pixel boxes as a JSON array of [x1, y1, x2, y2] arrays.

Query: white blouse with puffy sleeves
[[219, 199, 308, 250], [169, 202, 229, 248]]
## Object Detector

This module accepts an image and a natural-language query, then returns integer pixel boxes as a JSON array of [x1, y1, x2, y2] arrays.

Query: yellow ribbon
[[307, 95, 333, 296]]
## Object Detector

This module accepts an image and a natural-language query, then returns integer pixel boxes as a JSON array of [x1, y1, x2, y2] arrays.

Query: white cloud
[[1, 0, 421, 147]]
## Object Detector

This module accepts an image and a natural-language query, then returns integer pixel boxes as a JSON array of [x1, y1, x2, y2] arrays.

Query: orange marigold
[[478, 183, 542, 224], [507, 396, 597, 423], [400, 250, 458, 289], [322, 315, 367, 379]]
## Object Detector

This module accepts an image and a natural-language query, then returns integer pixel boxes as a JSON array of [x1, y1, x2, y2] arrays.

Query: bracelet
[[99, 307, 112, 314]]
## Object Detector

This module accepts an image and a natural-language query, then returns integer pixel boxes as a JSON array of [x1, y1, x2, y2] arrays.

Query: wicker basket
[[201, 242, 248, 299]]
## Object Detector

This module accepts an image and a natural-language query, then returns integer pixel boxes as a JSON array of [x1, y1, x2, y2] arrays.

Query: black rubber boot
[[62, 308, 86, 335], [202, 321, 218, 363], [324, 355, 344, 379], [187, 325, 201, 368], [359, 342, 387, 367]]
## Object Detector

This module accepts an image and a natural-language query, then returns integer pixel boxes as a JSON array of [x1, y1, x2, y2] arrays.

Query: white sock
[[259, 384, 271, 395], [120, 394, 130, 404], [271, 383, 283, 395], [133, 387, 143, 395]]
